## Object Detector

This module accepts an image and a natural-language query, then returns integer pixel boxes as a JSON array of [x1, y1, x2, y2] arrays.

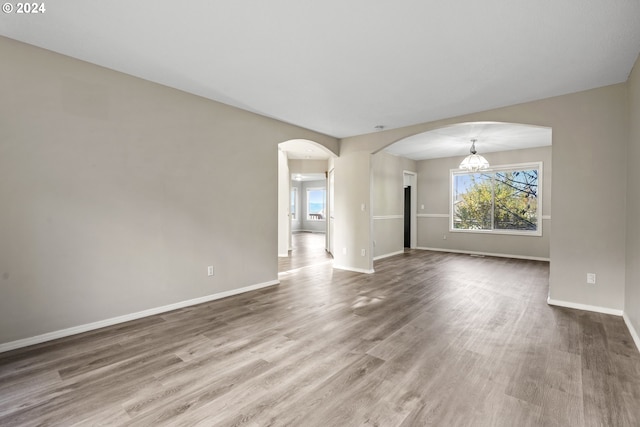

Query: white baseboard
[[416, 247, 550, 262], [278, 253, 289, 258], [0, 279, 280, 354], [333, 264, 375, 274], [547, 297, 624, 316], [623, 312, 640, 353], [373, 250, 405, 261]]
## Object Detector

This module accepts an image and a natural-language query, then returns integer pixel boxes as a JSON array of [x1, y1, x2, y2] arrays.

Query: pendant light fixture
[[459, 139, 489, 171]]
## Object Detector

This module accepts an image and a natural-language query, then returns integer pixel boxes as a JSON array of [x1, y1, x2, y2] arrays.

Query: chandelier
[[459, 139, 489, 171]]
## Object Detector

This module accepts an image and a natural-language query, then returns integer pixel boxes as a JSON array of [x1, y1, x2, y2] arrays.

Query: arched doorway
[[373, 121, 552, 261], [278, 139, 337, 273]]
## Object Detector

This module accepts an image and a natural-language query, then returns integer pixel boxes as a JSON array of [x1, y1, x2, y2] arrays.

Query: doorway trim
[[327, 167, 335, 255], [403, 170, 417, 249]]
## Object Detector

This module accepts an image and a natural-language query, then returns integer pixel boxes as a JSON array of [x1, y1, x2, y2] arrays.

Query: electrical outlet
[[342, 247, 347, 255], [443, 235, 447, 240], [207, 266, 214, 276], [587, 273, 596, 284], [361, 249, 366, 256]]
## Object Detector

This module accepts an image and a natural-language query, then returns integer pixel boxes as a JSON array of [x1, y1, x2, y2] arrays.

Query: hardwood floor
[[278, 231, 332, 273], [1, 250, 639, 426]]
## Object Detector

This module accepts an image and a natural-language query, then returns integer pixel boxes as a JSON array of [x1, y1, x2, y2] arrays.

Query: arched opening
[[372, 121, 552, 262], [278, 139, 337, 273]]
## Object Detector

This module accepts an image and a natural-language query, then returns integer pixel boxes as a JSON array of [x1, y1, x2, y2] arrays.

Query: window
[[451, 162, 541, 235], [290, 187, 297, 220], [306, 188, 326, 220]]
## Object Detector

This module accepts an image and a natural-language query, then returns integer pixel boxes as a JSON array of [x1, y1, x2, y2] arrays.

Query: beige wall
[[416, 146, 551, 259], [339, 83, 629, 312], [2, 34, 637, 348], [371, 152, 416, 258], [332, 147, 373, 273], [626, 54, 640, 340], [288, 159, 329, 175], [0, 37, 338, 345]]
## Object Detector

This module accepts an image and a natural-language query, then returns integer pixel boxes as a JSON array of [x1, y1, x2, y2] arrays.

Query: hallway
[[278, 232, 332, 273]]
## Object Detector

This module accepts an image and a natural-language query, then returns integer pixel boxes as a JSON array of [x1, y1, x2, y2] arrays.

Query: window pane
[[453, 173, 492, 230], [494, 170, 538, 231], [307, 189, 325, 220], [451, 164, 541, 235]]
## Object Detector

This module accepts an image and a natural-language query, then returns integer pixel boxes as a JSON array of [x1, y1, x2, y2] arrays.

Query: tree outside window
[[452, 163, 541, 235]]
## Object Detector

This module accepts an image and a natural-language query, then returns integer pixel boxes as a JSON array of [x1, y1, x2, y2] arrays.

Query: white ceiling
[[384, 122, 552, 160], [1, 1, 639, 138]]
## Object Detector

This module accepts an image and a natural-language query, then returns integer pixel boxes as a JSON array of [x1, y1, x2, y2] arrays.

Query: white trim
[[416, 247, 550, 262], [449, 228, 543, 237], [403, 170, 418, 249], [0, 279, 280, 354], [333, 264, 375, 274], [373, 215, 404, 220], [373, 250, 405, 261], [547, 297, 623, 316], [290, 186, 298, 223], [327, 167, 334, 255], [623, 312, 640, 352], [417, 213, 549, 220], [306, 187, 326, 221], [449, 161, 543, 237]]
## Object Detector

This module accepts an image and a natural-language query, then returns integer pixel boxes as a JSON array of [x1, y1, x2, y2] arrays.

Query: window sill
[[449, 228, 542, 237]]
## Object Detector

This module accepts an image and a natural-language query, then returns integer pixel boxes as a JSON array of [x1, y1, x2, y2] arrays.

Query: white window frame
[[449, 162, 543, 236], [306, 187, 326, 221]]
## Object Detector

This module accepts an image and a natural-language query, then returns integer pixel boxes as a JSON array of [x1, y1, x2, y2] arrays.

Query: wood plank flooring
[[1, 249, 640, 426], [278, 231, 332, 273]]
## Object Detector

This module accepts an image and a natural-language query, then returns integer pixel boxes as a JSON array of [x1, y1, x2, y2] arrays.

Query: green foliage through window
[[452, 164, 540, 234]]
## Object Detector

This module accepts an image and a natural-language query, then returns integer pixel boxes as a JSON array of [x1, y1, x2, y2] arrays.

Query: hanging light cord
[[470, 139, 478, 154]]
